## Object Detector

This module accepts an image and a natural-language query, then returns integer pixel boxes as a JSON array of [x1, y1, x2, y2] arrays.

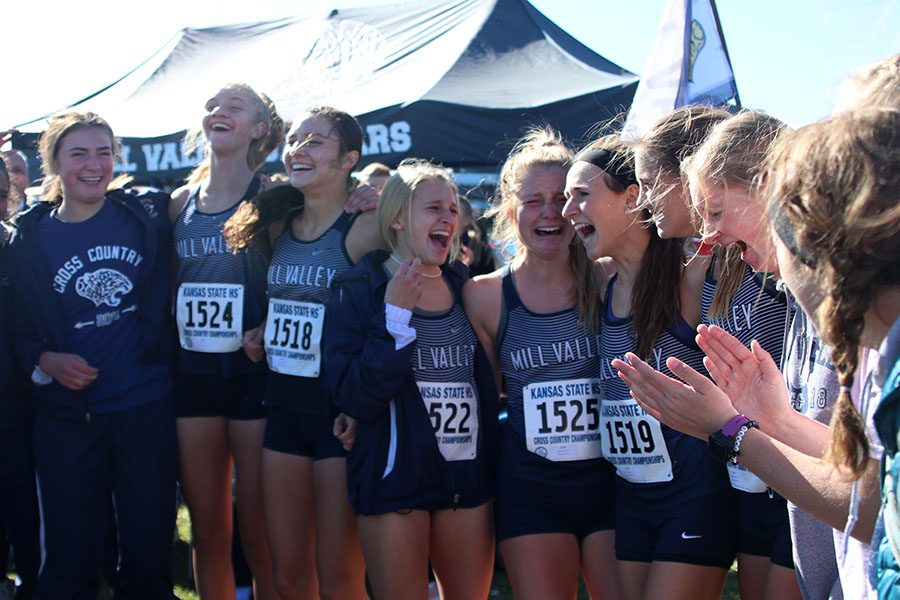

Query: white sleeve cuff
[[385, 303, 416, 350], [31, 365, 53, 386]]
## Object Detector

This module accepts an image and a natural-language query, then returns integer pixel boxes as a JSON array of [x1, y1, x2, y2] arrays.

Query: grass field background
[[168, 506, 741, 600]]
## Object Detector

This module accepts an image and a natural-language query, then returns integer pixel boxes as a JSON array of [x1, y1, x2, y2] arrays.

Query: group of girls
[[0, 82, 495, 600], [1, 53, 898, 600], [614, 52, 900, 600]]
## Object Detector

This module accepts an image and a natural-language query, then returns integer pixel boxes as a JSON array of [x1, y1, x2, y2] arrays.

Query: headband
[[767, 200, 818, 268], [574, 148, 638, 189], [768, 199, 900, 284]]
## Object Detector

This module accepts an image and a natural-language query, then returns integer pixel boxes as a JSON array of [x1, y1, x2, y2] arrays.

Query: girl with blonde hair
[[325, 159, 499, 600], [170, 83, 283, 599], [465, 127, 619, 599]]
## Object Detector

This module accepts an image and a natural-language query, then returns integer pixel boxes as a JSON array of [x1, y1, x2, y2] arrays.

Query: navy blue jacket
[[324, 250, 499, 516], [7, 189, 174, 420], [0, 223, 30, 429]]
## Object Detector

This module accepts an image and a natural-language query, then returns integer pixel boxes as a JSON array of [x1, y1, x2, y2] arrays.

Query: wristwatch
[[708, 414, 758, 463]]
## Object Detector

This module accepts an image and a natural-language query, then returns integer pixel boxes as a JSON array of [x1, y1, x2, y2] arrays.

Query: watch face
[[708, 431, 734, 463]]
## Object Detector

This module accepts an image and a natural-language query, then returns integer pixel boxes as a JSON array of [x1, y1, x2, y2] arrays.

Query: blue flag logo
[[623, 0, 740, 140]]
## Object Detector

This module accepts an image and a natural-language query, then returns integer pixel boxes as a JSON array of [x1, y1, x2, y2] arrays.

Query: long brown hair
[[224, 106, 362, 252], [633, 106, 735, 317], [582, 135, 683, 358], [683, 111, 788, 317], [766, 107, 900, 478], [633, 104, 730, 188], [488, 127, 601, 331]]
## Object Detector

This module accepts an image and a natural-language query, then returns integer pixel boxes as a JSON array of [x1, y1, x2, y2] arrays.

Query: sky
[[3, 0, 898, 131]]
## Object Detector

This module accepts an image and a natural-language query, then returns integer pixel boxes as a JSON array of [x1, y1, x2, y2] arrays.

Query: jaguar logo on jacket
[[75, 268, 134, 307]]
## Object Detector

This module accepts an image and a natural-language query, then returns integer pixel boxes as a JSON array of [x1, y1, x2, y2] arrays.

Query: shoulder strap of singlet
[[176, 183, 202, 221], [756, 270, 787, 303], [339, 210, 359, 233], [667, 315, 700, 348], [603, 273, 618, 321], [241, 176, 262, 202], [705, 252, 719, 284], [500, 264, 523, 312], [496, 264, 515, 349]]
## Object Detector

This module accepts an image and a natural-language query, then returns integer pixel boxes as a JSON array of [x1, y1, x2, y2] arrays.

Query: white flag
[[622, 0, 740, 140]]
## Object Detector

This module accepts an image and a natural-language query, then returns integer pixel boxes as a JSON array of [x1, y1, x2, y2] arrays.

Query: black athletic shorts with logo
[[615, 487, 739, 568]]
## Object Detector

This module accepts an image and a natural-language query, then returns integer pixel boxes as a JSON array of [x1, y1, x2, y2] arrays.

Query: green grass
[[173, 505, 199, 600], [9, 503, 738, 598], [170, 504, 740, 600]]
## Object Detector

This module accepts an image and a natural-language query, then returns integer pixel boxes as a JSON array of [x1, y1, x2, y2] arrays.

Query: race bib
[[727, 462, 768, 493], [600, 398, 673, 483], [418, 382, 478, 462], [264, 299, 324, 378], [523, 378, 603, 462], [176, 283, 244, 353]]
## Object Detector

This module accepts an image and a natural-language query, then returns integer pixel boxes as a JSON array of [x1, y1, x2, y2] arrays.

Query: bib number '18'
[[264, 299, 324, 378], [417, 382, 478, 462], [523, 378, 603, 462], [176, 283, 244, 353]]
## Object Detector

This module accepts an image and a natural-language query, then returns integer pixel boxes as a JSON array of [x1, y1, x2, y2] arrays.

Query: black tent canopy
[[15, 0, 638, 183]]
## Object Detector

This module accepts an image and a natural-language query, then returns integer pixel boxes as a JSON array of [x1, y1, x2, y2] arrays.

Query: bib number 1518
[[268, 318, 314, 351]]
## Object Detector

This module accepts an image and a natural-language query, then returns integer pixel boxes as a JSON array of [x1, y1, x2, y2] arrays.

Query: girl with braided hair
[[612, 104, 900, 598]]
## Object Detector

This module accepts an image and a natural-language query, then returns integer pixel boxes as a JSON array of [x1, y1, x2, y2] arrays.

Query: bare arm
[[345, 211, 388, 264], [168, 185, 191, 224], [612, 350, 880, 543], [736, 427, 880, 542], [462, 275, 502, 390], [696, 324, 830, 457]]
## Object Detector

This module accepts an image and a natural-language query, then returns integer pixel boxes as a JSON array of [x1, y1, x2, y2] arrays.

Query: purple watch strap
[[721, 414, 752, 437]]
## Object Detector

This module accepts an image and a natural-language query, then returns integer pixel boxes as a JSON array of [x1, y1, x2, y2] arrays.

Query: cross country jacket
[[324, 249, 499, 516], [6, 189, 174, 420]]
